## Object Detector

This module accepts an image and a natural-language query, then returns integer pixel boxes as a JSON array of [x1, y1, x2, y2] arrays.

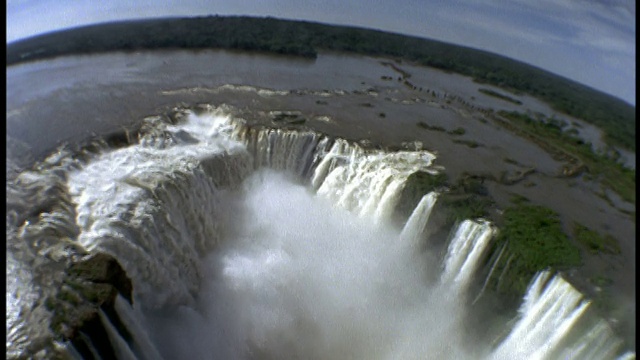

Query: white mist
[[144, 169, 479, 360], [60, 111, 628, 359]]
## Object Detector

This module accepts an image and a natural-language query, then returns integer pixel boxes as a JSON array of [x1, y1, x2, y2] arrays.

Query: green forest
[[6, 16, 635, 150]]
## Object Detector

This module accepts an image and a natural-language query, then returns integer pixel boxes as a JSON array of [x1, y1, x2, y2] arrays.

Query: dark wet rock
[[395, 171, 449, 221], [193, 103, 216, 116], [172, 130, 199, 144], [104, 130, 135, 148], [138, 114, 199, 147], [498, 167, 536, 185], [137, 115, 180, 149], [358, 139, 373, 148], [269, 110, 306, 125], [401, 141, 423, 151], [140, 130, 177, 148], [66, 253, 133, 303], [269, 110, 302, 118], [46, 253, 133, 359], [559, 163, 586, 178]]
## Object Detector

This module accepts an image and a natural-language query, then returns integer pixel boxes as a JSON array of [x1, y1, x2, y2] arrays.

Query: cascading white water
[[490, 271, 628, 360], [556, 319, 627, 360], [399, 192, 438, 246], [311, 139, 438, 223], [67, 112, 253, 309], [98, 309, 138, 360], [235, 126, 327, 178], [112, 295, 164, 360], [6, 107, 634, 359], [441, 220, 496, 294], [146, 169, 477, 360]]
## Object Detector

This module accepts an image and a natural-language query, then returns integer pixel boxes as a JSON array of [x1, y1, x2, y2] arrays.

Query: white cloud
[[5, 0, 636, 104], [419, 0, 635, 103]]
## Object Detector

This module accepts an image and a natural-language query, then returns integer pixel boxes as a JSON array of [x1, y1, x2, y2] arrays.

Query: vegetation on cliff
[[397, 171, 494, 229], [45, 253, 133, 359], [498, 111, 635, 204], [489, 202, 582, 299]]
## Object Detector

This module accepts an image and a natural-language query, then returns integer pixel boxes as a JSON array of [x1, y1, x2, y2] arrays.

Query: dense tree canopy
[[7, 16, 635, 150]]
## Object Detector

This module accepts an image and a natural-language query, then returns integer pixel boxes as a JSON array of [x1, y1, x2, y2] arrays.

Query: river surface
[[7, 49, 635, 352]]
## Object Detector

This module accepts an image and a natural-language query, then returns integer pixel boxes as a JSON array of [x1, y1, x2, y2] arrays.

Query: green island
[[496, 111, 635, 204], [573, 223, 621, 255], [398, 171, 625, 310], [488, 199, 582, 298]]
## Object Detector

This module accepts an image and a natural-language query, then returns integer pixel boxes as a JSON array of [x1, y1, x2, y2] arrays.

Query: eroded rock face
[[46, 252, 133, 359], [65, 253, 133, 304]]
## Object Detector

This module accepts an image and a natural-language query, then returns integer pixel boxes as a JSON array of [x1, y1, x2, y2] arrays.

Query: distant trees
[[6, 16, 634, 150]]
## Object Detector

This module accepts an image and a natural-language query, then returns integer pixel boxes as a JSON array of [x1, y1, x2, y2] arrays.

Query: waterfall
[[112, 296, 164, 360], [6, 106, 634, 359], [67, 112, 254, 309], [489, 271, 626, 360], [556, 320, 626, 360], [234, 125, 328, 179], [441, 220, 495, 294], [310, 139, 438, 223], [98, 309, 139, 360], [400, 191, 438, 246], [618, 352, 638, 360]]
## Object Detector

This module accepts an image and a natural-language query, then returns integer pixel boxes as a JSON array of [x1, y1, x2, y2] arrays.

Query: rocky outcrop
[[45, 253, 133, 360], [498, 167, 536, 185], [558, 162, 586, 178]]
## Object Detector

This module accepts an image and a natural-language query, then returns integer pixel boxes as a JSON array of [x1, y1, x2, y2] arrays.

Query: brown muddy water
[[7, 49, 635, 346]]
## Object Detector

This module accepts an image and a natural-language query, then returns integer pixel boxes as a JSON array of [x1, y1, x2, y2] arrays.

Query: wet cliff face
[[6, 50, 634, 359], [6, 107, 447, 358], [47, 253, 133, 359], [7, 105, 634, 359]]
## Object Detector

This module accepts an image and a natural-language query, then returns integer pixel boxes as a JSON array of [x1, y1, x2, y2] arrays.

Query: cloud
[[414, 0, 635, 103], [5, 0, 636, 104]]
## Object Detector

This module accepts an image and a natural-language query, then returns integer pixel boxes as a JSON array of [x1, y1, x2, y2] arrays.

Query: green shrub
[[453, 139, 481, 148], [478, 88, 523, 105], [396, 171, 448, 215], [573, 223, 621, 255], [448, 127, 466, 136], [417, 121, 445, 132], [489, 204, 582, 297], [441, 194, 493, 226]]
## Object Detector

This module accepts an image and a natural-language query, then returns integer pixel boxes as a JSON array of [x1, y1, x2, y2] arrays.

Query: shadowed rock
[[46, 253, 133, 359]]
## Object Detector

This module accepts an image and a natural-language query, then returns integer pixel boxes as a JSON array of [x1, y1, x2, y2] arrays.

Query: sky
[[6, 0, 636, 105]]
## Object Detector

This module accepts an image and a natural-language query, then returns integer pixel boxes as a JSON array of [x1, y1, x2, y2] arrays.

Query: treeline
[[7, 16, 634, 150], [478, 88, 522, 105]]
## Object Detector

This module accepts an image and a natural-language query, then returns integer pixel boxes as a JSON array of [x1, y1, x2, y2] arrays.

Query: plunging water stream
[[6, 108, 634, 359]]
